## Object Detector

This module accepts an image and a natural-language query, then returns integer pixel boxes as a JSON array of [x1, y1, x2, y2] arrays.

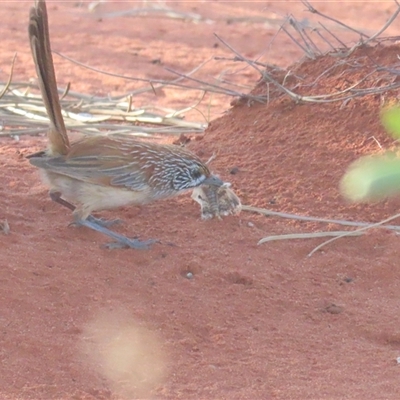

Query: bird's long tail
[[28, 0, 70, 155]]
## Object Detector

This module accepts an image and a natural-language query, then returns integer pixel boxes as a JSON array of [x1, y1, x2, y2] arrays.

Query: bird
[[27, 0, 223, 249]]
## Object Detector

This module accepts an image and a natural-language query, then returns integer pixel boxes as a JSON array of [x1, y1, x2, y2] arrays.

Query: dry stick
[[59, 82, 71, 101], [282, 19, 314, 58], [0, 53, 17, 99], [211, 76, 254, 91], [57, 50, 254, 99], [0, 53, 16, 99], [337, 2, 400, 58], [301, 0, 369, 39], [288, 15, 321, 57], [213, 32, 375, 104], [378, 66, 400, 76], [288, 69, 399, 102], [166, 90, 209, 123], [318, 22, 348, 49], [299, 24, 323, 56], [163, 66, 267, 104], [307, 212, 400, 257], [64, 31, 398, 106], [312, 28, 337, 52], [258, 231, 363, 245], [361, 2, 400, 45], [370, 55, 400, 75], [55, 51, 228, 94], [4, 100, 206, 127], [213, 30, 281, 79], [242, 205, 400, 231], [375, 35, 400, 44], [4, 75, 214, 117], [305, 0, 400, 56], [161, 67, 235, 95], [260, 14, 292, 68], [213, 33, 303, 102], [7, 82, 107, 102], [0, 85, 208, 136], [213, 56, 286, 73], [300, 59, 349, 88]]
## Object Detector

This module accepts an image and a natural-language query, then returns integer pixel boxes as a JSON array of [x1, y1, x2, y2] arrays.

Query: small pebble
[[396, 357, 400, 364], [248, 222, 254, 227], [186, 272, 194, 280], [0, 220, 10, 235], [324, 303, 344, 314]]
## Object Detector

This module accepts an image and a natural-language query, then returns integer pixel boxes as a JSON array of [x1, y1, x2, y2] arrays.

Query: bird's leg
[[50, 191, 75, 211], [87, 215, 122, 228], [75, 217, 158, 250], [50, 192, 153, 248], [49, 191, 120, 227]]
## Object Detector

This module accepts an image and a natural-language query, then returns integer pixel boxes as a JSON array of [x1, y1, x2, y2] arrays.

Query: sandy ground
[[2, 1, 400, 399]]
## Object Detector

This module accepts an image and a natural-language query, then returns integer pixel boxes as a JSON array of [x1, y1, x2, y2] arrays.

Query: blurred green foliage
[[340, 106, 400, 202]]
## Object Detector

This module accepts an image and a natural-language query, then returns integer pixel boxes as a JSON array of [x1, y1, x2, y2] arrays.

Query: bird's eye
[[191, 168, 202, 179]]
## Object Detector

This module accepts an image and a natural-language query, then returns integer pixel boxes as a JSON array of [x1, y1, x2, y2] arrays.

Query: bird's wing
[[29, 150, 151, 191]]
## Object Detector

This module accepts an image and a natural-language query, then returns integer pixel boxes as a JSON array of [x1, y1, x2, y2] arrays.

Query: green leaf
[[340, 152, 400, 202], [381, 106, 400, 139]]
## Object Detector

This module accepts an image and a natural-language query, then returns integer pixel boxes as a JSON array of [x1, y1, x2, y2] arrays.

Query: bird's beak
[[202, 175, 224, 187]]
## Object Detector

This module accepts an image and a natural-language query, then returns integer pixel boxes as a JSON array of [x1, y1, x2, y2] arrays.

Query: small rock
[[0, 220, 10, 235], [324, 303, 344, 314]]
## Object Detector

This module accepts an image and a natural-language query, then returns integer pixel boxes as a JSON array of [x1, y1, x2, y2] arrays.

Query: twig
[[214, 33, 302, 102], [55, 51, 220, 94], [288, 15, 321, 58], [258, 230, 363, 245], [0, 53, 17, 100], [301, 0, 369, 38], [242, 205, 400, 231], [312, 26, 339, 51], [362, 2, 400, 45], [281, 20, 314, 59], [307, 212, 400, 257], [318, 22, 348, 48], [334, 2, 400, 58]]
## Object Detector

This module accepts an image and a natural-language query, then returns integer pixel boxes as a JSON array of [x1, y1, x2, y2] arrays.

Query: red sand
[[2, 2, 400, 399]]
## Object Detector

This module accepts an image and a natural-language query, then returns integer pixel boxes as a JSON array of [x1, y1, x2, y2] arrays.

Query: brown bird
[[27, 0, 223, 249]]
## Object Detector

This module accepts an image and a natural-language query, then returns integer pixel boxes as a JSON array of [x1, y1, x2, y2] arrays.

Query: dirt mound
[[193, 44, 400, 224]]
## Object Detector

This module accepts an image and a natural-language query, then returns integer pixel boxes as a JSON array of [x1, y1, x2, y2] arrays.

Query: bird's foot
[[102, 237, 158, 250]]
